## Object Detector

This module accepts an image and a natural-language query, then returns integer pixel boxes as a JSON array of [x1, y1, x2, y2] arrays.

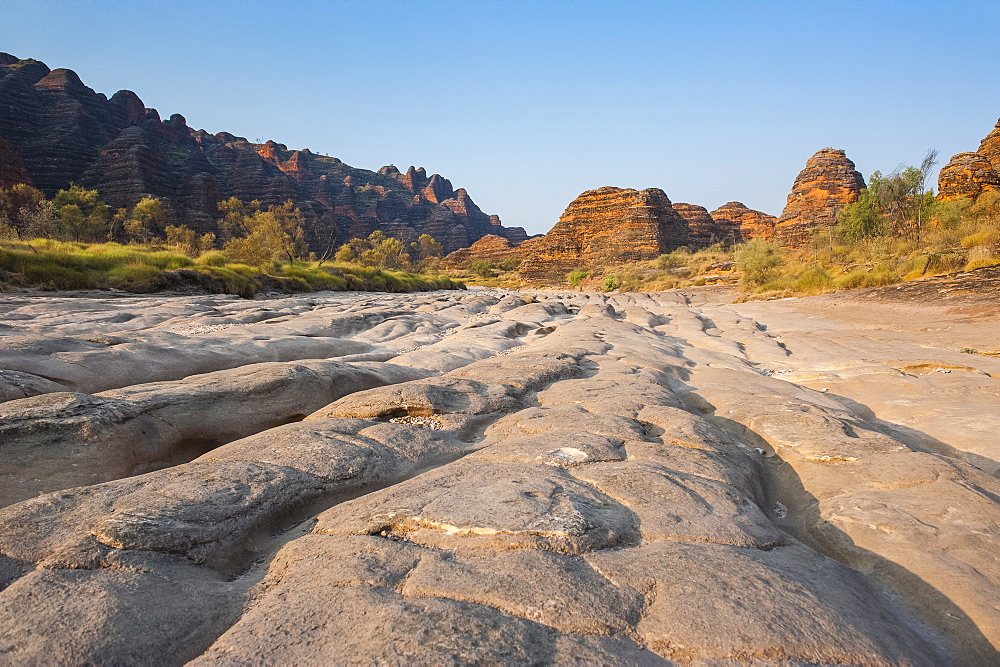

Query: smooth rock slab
[[314, 460, 640, 554]]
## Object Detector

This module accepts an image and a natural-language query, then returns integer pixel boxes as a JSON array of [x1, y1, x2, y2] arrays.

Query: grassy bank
[[0, 239, 464, 297]]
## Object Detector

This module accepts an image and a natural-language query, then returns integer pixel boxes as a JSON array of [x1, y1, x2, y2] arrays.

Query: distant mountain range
[[0, 53, 529, 254]]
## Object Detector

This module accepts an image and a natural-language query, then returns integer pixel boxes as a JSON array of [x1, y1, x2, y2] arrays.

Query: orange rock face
[[774, 148, 865, 248], [936, 118, 1000, 202], [518, 186, 691, 283], [671, 203, 722, 246], [936, 152, 1000, 201], [977, 118, 1000, 169], [442, 234, 521, 269], [709, 202, 777, 242]]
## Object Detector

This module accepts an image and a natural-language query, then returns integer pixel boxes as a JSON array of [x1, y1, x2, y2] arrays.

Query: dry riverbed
[[1, 284, 998, 663]]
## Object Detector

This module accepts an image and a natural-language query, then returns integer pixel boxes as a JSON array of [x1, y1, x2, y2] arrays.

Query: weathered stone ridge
[[518, 187, 692, 282], [937, 118, 1000, 202], [710, 201, 777, 242], [937, 152, 1000, 201], [0, 52, 521, 253], [775, 148, 865, 248], [0, 287, 998, 663], [0, 137, 31, 188], [671, 203, 723, 246], [977, 117, 1000, 170], [442, 234, 522, 268]]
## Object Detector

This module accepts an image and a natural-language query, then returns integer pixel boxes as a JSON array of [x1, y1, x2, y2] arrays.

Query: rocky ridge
[[0, 287, 998, 662], [774, 148, 866, 248], [442, 233, 523, 269], [516, 187, 691, 282], [710, 201, 777, 242], [0, 53, 526, 253], [937, 152, 1000, 201], [937, 118, 1000, 201], [444, 148, 870, 278]]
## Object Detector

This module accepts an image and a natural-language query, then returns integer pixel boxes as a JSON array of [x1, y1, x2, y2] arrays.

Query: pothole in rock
[[388, 415, 443, 429]]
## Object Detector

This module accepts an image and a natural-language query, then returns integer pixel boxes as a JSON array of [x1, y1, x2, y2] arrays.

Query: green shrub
[[794, 266, 834, 293], [602, 274, 620, 292], [567, 270, 589, 287], [734, 239, 784, 288], [467, 260, 493, 278], [965, 255, 1000, 271], [834, 269, 900, 289], [961, 230, 1000, 248], [198, 251, 229, 267], [107, 263, 168, 292]]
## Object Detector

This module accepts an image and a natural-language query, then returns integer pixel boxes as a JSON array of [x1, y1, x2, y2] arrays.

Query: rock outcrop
[[936, 152, 1000, 201], [710, 201, 777, 242], [937, 118, 1000, 201], [774, 148, 866, 248], [0, 53, 521, 253], [1, 287, 999, 663], [977, 117, 1000, 169], [0, 137, 30, 188], [442, 234, 522, 268], [517, 187, 691, 283], [670, 203, 722, 246]]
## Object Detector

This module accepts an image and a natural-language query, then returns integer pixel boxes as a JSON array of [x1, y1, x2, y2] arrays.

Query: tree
[[52, 185, 109, 242], [416, 234, 443, 260], [839, 150, 938, 244], [734, 238, 784, 287], [125, 196, 167, 242], [333, 230, 412, 270], [268, 200, 309, 262], [0, 184, 51, 238], [164, 225, 214, 257], [467, 260, 493, 277], [838, 188, 886, 243], [218, 198, 308, 267]]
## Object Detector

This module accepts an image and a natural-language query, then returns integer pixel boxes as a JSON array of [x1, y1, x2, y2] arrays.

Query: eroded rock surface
[[518, 187, 692, 283], [1, 286, 998, 664], [775, 148, 866, 248], [937, 151, 1000, 200]]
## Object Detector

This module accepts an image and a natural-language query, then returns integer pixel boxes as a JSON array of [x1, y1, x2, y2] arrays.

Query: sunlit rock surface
[[775, 148, 866, 248], [1, 284, 999, 663]]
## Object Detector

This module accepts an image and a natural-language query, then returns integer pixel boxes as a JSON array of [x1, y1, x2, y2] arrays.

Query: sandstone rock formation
[[977, 117, 1000, 168], [710, 201, 778, 242], [0, 137, 30, 188], [0, 53, 524, 253], [775, 148, 866, 248], [937, 118, 1000, 201], [670, 203, 722, 246], [1, 286, 999, 663], [937, 152, 1000, 200], [442, 233, 522, 268], [517, 187, 691, 282]]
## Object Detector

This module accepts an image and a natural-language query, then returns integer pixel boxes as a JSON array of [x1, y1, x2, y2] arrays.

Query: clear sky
[[3, 0, 999, 234]]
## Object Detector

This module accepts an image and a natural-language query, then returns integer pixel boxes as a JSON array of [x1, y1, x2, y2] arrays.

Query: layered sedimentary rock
[[710, 201, 777, 242], [977, 117, 1000, 169], [0, 137, 30, 188], [774, 148, 865, 248], [670, 203, 722, 246], [937, 118, 1000, 201], [518, 187, 691, 282], [442, 234, 522, 268], [1, 287, 999, 663], [0, 52, 519, 253], [937, 152, 1000, 201]]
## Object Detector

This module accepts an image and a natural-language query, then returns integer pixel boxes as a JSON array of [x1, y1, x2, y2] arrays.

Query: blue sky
[[3, 0, 999, 234]]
